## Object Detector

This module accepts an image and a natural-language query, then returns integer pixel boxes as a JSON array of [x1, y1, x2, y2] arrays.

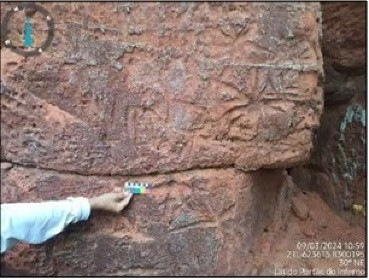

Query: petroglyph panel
[[1, 166, 286, 276], [1, 2, 323, 175]]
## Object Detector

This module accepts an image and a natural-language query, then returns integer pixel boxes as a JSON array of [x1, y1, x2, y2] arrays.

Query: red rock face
[[1, 2, 323, 276], [291, 2, 366, 221], [1, 2, 323, 174], [1, 166, 287, 276]]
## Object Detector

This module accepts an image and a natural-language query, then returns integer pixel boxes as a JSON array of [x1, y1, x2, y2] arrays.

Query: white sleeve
[[1, 197, 91, 253]]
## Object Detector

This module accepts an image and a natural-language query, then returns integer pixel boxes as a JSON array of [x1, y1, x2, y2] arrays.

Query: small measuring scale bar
[[123, 181, 151, 194]]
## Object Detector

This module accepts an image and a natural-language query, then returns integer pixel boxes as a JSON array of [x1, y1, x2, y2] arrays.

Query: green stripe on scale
[[123, 181, 150, 194]]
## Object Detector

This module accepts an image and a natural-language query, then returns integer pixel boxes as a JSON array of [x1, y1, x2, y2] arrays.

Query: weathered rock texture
[[1, 166, 289, 276], [1, 2, 323, 276], [291, 2, 366, 221], [1, 2, 323, 174]]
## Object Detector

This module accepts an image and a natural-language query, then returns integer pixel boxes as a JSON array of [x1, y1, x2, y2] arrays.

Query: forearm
[[1, 191, 132, 253], [1, 197, 90, 253], [88, 197, 101, 210]]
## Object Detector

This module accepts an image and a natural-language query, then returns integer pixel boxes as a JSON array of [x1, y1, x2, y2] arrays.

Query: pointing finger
[[123, 190, 132, 198], [117, 195, 132, 211]]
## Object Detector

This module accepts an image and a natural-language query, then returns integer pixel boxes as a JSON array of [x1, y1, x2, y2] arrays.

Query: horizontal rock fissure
[[1, 160, 248, 178]]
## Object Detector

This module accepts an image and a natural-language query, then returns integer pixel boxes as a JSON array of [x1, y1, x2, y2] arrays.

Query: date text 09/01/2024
[[295, 241, 364, 251]]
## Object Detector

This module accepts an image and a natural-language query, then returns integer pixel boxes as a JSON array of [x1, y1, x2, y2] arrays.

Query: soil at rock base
[[249, 190, 365, 276]]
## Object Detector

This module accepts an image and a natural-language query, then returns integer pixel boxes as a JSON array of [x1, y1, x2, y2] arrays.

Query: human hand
[[88, 191, 133, 213]]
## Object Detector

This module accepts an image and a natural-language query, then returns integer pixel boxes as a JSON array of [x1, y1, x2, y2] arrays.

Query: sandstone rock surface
[[1, 166, 286, 276], [1, 2, 323, 175], [291, 195, 309, 220], [1, 2, 323, 276]]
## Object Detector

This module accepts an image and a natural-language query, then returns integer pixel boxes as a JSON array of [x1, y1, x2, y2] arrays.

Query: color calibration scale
[[123, 181, 151, 194]]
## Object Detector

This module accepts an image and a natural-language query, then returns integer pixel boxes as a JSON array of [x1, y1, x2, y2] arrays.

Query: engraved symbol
[[259, 70, 278, 94]]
